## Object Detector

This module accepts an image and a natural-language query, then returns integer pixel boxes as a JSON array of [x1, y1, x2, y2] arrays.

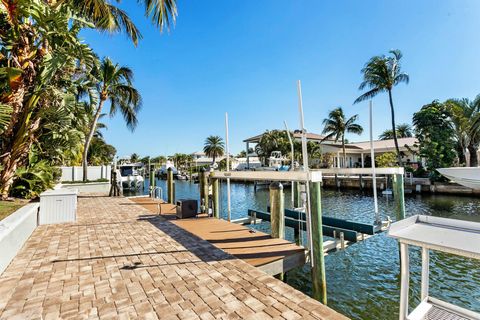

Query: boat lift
[[388, 215, 480, 320]]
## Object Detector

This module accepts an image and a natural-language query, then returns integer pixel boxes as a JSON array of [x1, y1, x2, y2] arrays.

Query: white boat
[[437, 167, 480, 189], [255, 151, 290, 171], [158, 160, 178, 176], [118, 163, 144, 190]]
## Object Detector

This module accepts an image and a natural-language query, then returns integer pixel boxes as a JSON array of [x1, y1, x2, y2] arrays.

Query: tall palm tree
[[322, 107, 363, 167], [354, 49, 409, 166], [203, 136, 225, 164], [445, 97, 480, 166], [82, 58, 142, 181], [379, 123, 413, 140]]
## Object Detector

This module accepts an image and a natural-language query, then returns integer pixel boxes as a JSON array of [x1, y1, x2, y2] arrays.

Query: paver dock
[[131, 197, 306, 275], [0, 196, 347, 319]]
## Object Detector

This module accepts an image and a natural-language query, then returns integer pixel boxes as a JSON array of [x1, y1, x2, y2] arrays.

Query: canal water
[[126, 180, 480, 320]]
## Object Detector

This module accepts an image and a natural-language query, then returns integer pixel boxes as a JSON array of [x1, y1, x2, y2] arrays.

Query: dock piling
[[148, 170, 155, 192], [310, 181, 327, 304], [212, 177, 220, 218], [167, 167, 174, 204], [201, 169, 209, 214], [393, 173, 406, 220], [270, 182, 285, 281], [270, 182, 285, 239]]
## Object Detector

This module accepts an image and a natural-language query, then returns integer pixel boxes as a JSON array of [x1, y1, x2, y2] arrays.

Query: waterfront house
[[243, 131, 419, 168]]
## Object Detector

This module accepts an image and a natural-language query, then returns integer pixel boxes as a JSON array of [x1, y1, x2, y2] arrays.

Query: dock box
[[176, 199, 198, 219], [39, 189, 78, 225]]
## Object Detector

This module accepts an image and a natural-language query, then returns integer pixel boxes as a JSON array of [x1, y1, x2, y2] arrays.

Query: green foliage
[[88, 137, 116, 165], [203, 136, 225, 163], [237, 150, 247, 158], [255, 130, 291, 165], [322, 107, 363, 166], [172, 153, 193, 170], [413, 101, 457, 181], [355, 49, 409, 165], [379, 123, 413, 140], [11, 151, 60, 199], [444, 96, 480, 166], [375, 152, 397, 167]]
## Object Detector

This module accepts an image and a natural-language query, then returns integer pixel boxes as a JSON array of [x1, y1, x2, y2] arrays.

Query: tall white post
[[399, 243, 410, 320], [421, 247, 429, 300], [284, 121, 295, 205], [225, 112, 231, 221], [297, 80, 314, 265], [370, 100, 379, 223]]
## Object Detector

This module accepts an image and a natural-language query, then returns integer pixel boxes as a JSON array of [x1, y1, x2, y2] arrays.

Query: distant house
[[243, 131, 418, 168]]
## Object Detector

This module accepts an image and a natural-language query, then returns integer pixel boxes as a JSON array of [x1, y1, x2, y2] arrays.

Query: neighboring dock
[[0, 196, 347, 319]]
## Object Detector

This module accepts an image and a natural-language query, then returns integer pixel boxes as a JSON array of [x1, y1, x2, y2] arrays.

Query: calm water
[[126, 180, 480, 320]]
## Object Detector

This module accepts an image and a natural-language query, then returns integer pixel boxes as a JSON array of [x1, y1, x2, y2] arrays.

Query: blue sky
[[82, 1, 480, 158]]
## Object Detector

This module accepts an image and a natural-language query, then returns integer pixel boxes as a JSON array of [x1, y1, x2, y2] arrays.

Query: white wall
[[0, 203, 39, 275], [60, 165, 111, 182]]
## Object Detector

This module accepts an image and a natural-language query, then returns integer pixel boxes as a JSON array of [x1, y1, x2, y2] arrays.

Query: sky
[[82, 0, 480, 158]]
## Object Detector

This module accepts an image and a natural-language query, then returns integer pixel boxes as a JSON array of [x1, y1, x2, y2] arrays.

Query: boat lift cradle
[[388, 215, 480, 320]]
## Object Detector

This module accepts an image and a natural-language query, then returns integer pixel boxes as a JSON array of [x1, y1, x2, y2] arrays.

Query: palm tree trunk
[[388, 89, 403, 166], [342, 136, 346, 168], [82, 99, 105, 181], [456, 143, 466, 166], [468, 144, 479, 167]]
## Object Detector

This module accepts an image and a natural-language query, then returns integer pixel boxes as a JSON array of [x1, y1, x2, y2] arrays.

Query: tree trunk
[[342, 136, 346, 168], [82, 99, 105, 181], [388, 89, 403, 166], [468, 144, 479, 167], [456, 143, 466, 166], [0, 114, 41, 199]]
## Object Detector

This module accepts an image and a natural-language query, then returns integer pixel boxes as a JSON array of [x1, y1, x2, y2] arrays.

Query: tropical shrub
[[10, 155, 60, 199], [375, 152, 397, 167], [413, 101, 457, 181]]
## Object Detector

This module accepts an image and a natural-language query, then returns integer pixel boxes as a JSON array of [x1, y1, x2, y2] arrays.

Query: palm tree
[[322, 107, 363, 167], [445, 97, 480, 166], [203, 136, 225, 164], [379, 123, 413, 140], [0, 0, 176, 197], [130, 153, 140, 163], [354, 49, 409, 166], [82, 58, 142, 181]]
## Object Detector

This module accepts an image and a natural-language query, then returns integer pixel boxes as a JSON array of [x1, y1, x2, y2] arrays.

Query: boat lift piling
[[392, 174, 406, 220], [310, 181, 327, 304], [211, 170, 327, 303], [270, 182, 285, 281]]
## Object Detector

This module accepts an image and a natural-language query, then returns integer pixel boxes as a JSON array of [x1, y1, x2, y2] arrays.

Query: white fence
[[60, 165, 111, 182]]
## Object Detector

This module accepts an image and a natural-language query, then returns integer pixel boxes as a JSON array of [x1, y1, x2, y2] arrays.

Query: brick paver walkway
[[0, 196, 347, 319]]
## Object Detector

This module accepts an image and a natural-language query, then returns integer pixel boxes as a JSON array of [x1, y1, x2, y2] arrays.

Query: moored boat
[[437, 167, 480, 189]]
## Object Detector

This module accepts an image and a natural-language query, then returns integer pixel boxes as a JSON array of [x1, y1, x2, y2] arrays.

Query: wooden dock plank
[[131, 197, 306, 274]]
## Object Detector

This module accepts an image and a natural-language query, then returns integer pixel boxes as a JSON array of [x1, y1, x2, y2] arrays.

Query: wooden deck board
[[131, 197, 306, 273]]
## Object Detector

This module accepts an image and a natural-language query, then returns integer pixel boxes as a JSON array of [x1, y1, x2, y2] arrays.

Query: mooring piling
[[167, 167, 174, 204], [200, 168, 209, 214], [150, 169, 155, 192], [212, 177, 220, 218], [310, 181, 327, 305]]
